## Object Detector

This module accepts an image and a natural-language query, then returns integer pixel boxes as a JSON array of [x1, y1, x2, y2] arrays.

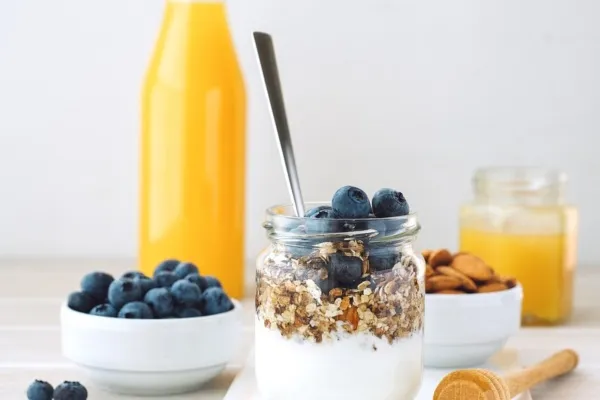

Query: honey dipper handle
[[505, 349, 579, 397]]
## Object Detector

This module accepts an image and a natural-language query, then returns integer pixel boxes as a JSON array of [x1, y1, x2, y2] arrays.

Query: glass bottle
[[459, 167, 578, 325], [255, 203, 425, 400], [139, 0, 246, 298]]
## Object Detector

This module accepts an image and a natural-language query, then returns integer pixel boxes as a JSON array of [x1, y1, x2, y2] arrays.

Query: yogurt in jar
[[255, 321, 422, 400], [255, 239, 425, 400]]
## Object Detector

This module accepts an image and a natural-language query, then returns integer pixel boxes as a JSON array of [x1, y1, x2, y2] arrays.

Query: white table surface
[[0, 259, 598, 399]]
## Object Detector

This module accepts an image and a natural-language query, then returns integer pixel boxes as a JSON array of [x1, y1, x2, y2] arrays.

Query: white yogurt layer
[[255, 318, 423, 400]]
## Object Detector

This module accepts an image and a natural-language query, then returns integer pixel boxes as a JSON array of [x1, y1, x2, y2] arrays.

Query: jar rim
[[473, 166, 567, 187], [265, 201, 419, 221], [471, 166, 567, 204], [264, 202, 420, 242]]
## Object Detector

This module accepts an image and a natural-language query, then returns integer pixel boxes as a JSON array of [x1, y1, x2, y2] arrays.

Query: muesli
[[256, 239, 424, 345]]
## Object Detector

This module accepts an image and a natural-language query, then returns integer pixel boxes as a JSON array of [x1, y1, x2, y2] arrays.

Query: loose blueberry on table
[[66, 260, 234, 319], [26, 379, 88, 400], [26, 380, 53, 400], [54, 381, 88, 400]]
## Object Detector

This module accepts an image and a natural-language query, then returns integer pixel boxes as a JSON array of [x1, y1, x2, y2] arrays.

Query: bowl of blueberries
[[60, 259, 241, 396]]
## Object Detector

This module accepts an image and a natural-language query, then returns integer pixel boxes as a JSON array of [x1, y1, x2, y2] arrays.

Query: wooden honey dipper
[[433, 349, 579, 400]]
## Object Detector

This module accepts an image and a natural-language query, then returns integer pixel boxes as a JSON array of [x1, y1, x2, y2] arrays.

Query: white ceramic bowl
[[60, 300, 242, 396], [424, 285, 522, 368]]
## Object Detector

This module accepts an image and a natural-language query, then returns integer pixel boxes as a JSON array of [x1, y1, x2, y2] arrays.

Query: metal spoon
[[252, 31, 306, 217]]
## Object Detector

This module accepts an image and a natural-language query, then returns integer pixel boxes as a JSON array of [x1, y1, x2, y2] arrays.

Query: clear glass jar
[[459, 167, 578, 326], [255, 203, 425, 400]]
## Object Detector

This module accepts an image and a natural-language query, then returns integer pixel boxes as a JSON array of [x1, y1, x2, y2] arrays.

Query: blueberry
[[204, 276, 222, 289], [339, 216, 384, 236], [26, 379, 53, 400], [80, 272, 114, 302], [154, 271, 179, 288], [184, 273, 205, 292], [290, 225, 307, 234], [53, 381, 88, 400], [171, 279, 202, 307], [305, 205, 340, 218], [67, 291, 97, 313], [330, 253, 363, 285], [278, 217, 302, 232], [174, 306, 203, 318], [369, 248, 399, 271], [315, 275, 338, 294], [305, 206, 343, 234], [174, 262, 199, 279], [370, 220, 388, 236], [118, 301, 154, 319], [121, 270, 146, 280], [144, 287, 175, 318], [107, 278, 143, 309], [372, 188, 409, 218], [332, 186, 372, 218], [184, 273, 222, 292], [201, 287, 234, 315], [89, 303, 118, 317], [153, 258, 180, 277], [306, 218, 345, 234], [134, 276, 157, 296], [381, 218, 403, 235]]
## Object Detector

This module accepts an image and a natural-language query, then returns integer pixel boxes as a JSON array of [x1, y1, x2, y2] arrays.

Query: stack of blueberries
[[307, 186, 410, 220], [295, 186, 412, 293], [67, 259, 234, 319]]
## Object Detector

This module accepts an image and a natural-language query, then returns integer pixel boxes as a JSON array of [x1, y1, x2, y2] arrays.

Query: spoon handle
[[253, 31, 305, 217], [504, 349, 579, 397]]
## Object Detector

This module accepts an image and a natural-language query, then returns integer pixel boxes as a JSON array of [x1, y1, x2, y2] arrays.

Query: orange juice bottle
[[459, 167, 578, 325], [140, 0, 246, 298]]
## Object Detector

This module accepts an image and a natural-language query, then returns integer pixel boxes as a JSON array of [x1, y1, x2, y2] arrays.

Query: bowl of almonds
[[422, 249, 523, 368]]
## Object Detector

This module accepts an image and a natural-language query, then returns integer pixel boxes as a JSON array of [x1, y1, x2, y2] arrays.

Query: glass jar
[[459, 167, 578, 326], [255, 203, 425, 400]]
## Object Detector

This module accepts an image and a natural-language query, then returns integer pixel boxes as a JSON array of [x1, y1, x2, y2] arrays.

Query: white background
[[0, 0, 598, 275]]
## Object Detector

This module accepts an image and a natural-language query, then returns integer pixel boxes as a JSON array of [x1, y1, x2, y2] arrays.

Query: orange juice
[[460, 225, 577, 325], [140, 0, 246, 298], [459, 167, 578, 325]]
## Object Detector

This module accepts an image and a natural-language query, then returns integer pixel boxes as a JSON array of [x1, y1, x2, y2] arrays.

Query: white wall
[[0, 0, 598, 268]]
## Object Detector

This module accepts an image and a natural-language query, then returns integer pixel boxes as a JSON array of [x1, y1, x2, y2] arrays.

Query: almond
[[422, 249, 433, 263], [478, 282, 508, 293], [429, 249, 453, 268], [500, 276, 517, 288], [427, 275, 462, 292], [451, 254, 493, 282], [436, 266, 478, 292], [435, 289, 466, 294], [425, 264, 435, 278]]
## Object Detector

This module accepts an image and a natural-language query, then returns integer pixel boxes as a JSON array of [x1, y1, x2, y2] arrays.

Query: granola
[[255, 240, 424, 344]]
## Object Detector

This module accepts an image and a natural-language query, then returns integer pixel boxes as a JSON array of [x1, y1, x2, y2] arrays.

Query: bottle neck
[[472, 167, 566, 206]]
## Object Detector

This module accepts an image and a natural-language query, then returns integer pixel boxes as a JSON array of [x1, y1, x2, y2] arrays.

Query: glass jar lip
[[264, 202, 420, 242], [265, 201, 419, 222], [473, 166, 567, 185]]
